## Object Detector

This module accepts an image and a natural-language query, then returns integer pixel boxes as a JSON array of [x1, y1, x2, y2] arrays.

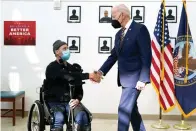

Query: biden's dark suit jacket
[[99, 20, 152, 88]]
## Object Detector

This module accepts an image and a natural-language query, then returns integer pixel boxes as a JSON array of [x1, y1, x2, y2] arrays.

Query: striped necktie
[[120, 27, 126, 48]]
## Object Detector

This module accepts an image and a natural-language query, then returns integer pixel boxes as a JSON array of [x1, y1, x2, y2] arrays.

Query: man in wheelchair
[[44, 40, 99, 131]]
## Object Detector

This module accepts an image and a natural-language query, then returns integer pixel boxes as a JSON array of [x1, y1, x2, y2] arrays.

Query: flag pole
[[174, 0, 192, 130], [173, 114, 192, 130], [151, 107, 170, 129], [183, 0, 189, 83], [151, 0, 170, 129], [160, 0, 165, 81]]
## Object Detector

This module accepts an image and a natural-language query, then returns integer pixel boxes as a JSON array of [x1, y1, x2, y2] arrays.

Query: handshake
[[89, 71, 103, 83]]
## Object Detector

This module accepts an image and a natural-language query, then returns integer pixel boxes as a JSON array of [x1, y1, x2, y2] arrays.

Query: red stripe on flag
[[164, 46, 173, 73], [151, 41, 161, 58], [150, 71, 160, 91], [164, 69, 175, 93], [160, 80, 174, 106], [151, 57, 160, 75], [159, 93, 167, 110]]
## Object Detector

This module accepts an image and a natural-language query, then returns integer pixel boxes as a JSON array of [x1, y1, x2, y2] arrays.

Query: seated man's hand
[[69, 99, 80, 109], [89, 71, 103, 83]]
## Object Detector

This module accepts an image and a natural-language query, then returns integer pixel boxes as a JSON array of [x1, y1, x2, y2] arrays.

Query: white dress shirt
[[123, 19, 132, 36]]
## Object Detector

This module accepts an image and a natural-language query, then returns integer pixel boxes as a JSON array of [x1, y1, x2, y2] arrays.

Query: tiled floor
[[1, 117, 196, 131]]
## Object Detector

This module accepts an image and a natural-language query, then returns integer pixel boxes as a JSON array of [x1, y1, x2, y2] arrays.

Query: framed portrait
[[165, 6, 177, 23], [170, 37, 176, 52], [67, 36, 80, 53], [98, 37, 112, 54], [131, 6, 145, 23], [99, 6, 112, 23], [67, 6, 81, 23]]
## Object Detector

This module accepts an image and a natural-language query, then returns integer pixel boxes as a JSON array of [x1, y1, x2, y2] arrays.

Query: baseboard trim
[[92, 113, 196, 121], [1, 110, 196, 121]]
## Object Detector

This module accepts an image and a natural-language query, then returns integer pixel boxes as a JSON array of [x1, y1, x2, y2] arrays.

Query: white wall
[[0, 0, 2, 109], [1, 0, 196, 116]]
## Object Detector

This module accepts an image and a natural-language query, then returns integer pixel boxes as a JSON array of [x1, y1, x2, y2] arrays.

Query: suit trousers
[[118, 87, 146, 131]]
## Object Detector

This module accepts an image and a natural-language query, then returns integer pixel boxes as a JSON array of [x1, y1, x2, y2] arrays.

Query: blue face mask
[[61, 49, 70, 61]]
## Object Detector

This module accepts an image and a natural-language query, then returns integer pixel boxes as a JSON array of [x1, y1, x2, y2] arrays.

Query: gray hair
[[115, 4, 130, 17]]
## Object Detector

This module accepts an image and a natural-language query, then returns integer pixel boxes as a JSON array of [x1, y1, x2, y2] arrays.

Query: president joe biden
[[95, 4, 152, 131]]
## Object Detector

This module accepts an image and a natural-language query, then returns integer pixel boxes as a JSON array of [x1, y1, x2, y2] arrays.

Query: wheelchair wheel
[[27, 100, 45, 131]]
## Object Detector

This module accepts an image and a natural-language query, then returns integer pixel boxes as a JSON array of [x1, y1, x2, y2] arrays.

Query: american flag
[[150, 3, 175, 111]]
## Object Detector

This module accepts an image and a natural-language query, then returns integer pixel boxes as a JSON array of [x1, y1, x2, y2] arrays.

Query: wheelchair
[[27, 75, 92, 131]]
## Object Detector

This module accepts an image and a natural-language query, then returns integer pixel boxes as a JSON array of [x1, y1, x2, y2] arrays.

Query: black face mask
[[111, 20, 121, 28], [111, 13, 122, 29]]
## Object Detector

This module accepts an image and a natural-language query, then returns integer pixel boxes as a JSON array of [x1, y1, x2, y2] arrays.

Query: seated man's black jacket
[[44, 60, 89, 102]]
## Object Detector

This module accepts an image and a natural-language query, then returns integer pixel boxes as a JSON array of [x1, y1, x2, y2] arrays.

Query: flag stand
[[151, 107, 170, 129], [173, 115, 192, 130]]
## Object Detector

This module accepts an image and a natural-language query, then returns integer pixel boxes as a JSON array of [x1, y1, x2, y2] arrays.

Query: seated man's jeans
[[48, 102, 89, 129]]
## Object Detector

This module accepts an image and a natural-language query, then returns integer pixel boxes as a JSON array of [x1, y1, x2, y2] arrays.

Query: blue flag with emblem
[[174, 0, 196, 118]]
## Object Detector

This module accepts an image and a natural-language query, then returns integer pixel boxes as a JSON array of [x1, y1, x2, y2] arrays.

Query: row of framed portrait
[[67, 36, 177, 54], [67, 5, 177, 23], [67, 36, 112, 54]]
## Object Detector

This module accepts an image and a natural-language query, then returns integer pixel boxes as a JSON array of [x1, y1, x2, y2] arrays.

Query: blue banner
[[174, 1, 196, 118]]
